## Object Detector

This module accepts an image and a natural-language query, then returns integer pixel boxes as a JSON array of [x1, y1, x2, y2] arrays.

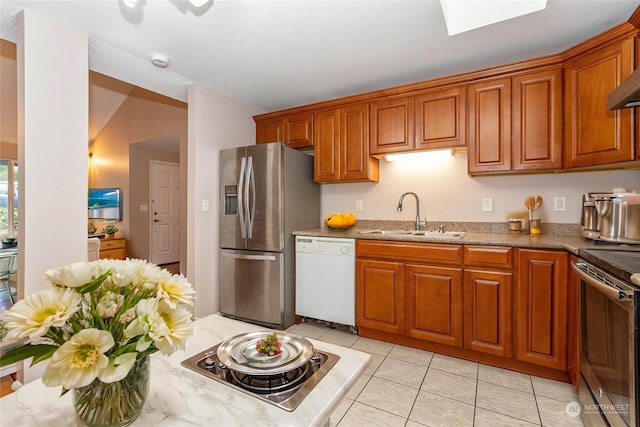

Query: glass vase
[[73, 356, 150, 427]]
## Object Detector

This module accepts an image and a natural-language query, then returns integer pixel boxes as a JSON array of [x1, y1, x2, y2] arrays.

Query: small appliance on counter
[[581, 190, 640, 244]]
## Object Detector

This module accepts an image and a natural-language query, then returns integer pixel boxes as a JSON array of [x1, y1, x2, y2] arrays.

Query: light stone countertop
[[0, 313, 370, 427], [293, 220, 607, 256]]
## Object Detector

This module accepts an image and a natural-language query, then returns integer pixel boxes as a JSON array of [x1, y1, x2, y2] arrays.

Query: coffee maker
[[580, 193, 599, 239]]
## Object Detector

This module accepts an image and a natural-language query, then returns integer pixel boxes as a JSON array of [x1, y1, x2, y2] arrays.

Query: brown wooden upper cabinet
[[313, 104, 379, 183], [467, 78, 512, 174], [255, 117, 284, 145], [415, 87, 467, 150], [284, 113, 313, 149], [255, 113, 313, 148], [564, 37, 635, 168], [369, 96, 415, 155], [467, 68, 563, 174], [370, 87, 466, 156]]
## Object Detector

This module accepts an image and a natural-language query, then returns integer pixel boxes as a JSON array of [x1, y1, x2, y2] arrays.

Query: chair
[[87, 238, 101, 261], [0, 254, 16, 304]]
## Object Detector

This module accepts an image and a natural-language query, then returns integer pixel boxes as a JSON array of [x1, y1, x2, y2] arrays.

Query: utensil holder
[[529, 218, 542, 236]]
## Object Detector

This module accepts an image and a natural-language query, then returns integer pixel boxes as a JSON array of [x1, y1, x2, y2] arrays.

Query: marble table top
[[0, 314, 370, 426]]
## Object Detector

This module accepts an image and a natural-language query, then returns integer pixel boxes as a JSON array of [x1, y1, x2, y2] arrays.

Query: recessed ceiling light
[[123, 0, 140, 8], [440, 0, 548, 36]]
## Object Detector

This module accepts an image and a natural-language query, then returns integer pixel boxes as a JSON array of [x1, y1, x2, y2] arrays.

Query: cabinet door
[[464, 269, 513, 357], [415, 87, 466, 149], [285, 113, 313, 148], [313, 109, 340, 182], [405, 264, 463, 347], [564, 38, 635, 167], [356, 259, 404, 335], [256, 117, 284, 145], [341, 103, 378, 182], [516, 249, 568, 370], [512, 69, 563, 171], [370, 97, 415, 155], [467, 78, 512, 174]]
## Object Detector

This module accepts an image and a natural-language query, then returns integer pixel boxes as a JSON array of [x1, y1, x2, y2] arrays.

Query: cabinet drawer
[[464, 246, 513, 269], [357, 240, 462, 265], [100, 248, 125, 260], [101, 239, 125, 250]]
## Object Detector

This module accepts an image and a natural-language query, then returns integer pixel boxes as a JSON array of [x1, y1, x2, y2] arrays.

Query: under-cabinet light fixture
[[385, 148, 454, 162]]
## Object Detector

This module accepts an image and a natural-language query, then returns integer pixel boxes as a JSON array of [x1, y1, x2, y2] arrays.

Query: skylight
[[440, 0, 548, 36]]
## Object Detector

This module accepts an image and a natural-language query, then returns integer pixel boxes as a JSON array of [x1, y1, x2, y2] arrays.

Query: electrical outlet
[[355, 200, 363, 211], [554, 196, 566, 212], [482, 197, 493, 212], [202, 199, 210, 212]]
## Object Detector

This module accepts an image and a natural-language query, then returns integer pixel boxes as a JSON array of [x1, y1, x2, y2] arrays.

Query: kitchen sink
[[359, 229, 466, 238], [359, 229, 415, 235], [411, 231, 466, 238]]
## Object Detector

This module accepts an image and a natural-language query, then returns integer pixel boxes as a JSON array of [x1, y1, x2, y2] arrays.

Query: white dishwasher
[[295, 236, 355, 327]]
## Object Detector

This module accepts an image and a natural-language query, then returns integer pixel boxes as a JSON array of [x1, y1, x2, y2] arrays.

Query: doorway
[[150, 160, 180, 265]]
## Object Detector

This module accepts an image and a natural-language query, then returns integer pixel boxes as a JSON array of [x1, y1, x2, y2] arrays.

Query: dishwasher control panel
[[295, 237, 354, 257]]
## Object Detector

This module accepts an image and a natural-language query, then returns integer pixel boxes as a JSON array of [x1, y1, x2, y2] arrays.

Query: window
[[0, 159, 18, 238]]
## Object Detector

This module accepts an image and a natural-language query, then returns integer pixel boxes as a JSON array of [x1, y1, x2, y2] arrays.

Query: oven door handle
[[571, 261, 633, 302]]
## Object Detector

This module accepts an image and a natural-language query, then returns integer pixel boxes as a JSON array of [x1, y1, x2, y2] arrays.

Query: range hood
[[608, 67, 640, 109]]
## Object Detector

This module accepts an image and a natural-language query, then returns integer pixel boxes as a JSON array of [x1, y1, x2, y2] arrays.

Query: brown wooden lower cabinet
[[515, 249, 568, 371], [405, 264, 463, 347], [355, 259, 405, 335], [356, 240, 572, 383], [463, 269, 513, 357]]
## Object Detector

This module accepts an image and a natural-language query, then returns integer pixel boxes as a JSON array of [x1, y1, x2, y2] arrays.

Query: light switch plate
[[355, 200, 363, 211], [202, 199, 210, 212], [482, 197, 493, 212]]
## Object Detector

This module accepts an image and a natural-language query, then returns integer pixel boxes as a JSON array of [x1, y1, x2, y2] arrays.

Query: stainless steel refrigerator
[[219, 142, 320, 329]]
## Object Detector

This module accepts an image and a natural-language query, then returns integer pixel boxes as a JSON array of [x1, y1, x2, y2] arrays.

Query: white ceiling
[[2, 0, 640, 117]]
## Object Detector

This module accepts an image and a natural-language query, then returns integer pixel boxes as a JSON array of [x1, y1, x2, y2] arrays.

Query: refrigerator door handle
[[221, 252, 277, 261], [246, 156, 256, 239], [237, 156, 247, 238]]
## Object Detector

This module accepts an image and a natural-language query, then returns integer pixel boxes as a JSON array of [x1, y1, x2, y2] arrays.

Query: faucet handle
[[438, 224, 445, 233]]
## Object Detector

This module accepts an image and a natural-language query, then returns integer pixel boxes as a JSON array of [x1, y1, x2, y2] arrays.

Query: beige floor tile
[[345, 373, 370, 400], [478, 364, 534, 394], [409, 390, 475, 427], [319, 328, 359, 347], [330, 397, 354, 427], [531, 376, 579, 403], [405, 421, 428, 427], [286, 322, 330, 339], [420, 368, 477, 405], [387, 344, 433, 367], [537, 395, 585, 427], [476, 381, 540, 424], [363, 353, 384, 375], [337, 401, 407, 427], [474, 407, 541, 426], [351, 337, 394, 356], [374, 357, 427, 389], [429, 353, 479, 379], [356, 376, 419, 418]]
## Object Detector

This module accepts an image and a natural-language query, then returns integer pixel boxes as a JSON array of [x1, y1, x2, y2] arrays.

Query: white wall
[[17, 10, 88, 383], [321, 151, 640, 225], [187, 83, 264, 318]]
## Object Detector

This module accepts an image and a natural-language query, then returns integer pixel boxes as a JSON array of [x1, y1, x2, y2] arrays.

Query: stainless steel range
[[573, 248, 640, 427], [181, 331, 339, 412]]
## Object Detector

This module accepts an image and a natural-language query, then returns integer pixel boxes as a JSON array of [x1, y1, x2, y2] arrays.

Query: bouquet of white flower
[[0, 258, 195, 425]]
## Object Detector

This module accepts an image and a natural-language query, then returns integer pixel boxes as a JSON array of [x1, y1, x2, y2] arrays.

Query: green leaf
[[76, 270, 112, 294], [0, 344, 57, 366]]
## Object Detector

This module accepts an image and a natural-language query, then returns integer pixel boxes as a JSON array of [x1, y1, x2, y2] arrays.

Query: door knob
[[153, 219, 161, 223]]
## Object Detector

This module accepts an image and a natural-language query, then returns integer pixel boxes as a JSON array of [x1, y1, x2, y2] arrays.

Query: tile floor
[[286, 321, 584, 427]]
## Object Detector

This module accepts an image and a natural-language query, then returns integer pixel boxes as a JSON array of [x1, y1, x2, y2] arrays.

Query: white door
[[150, 161, 180, 265]]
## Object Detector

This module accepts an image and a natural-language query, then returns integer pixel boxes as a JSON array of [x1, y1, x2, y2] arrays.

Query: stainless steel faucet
[[397, 192, 421, 231]]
